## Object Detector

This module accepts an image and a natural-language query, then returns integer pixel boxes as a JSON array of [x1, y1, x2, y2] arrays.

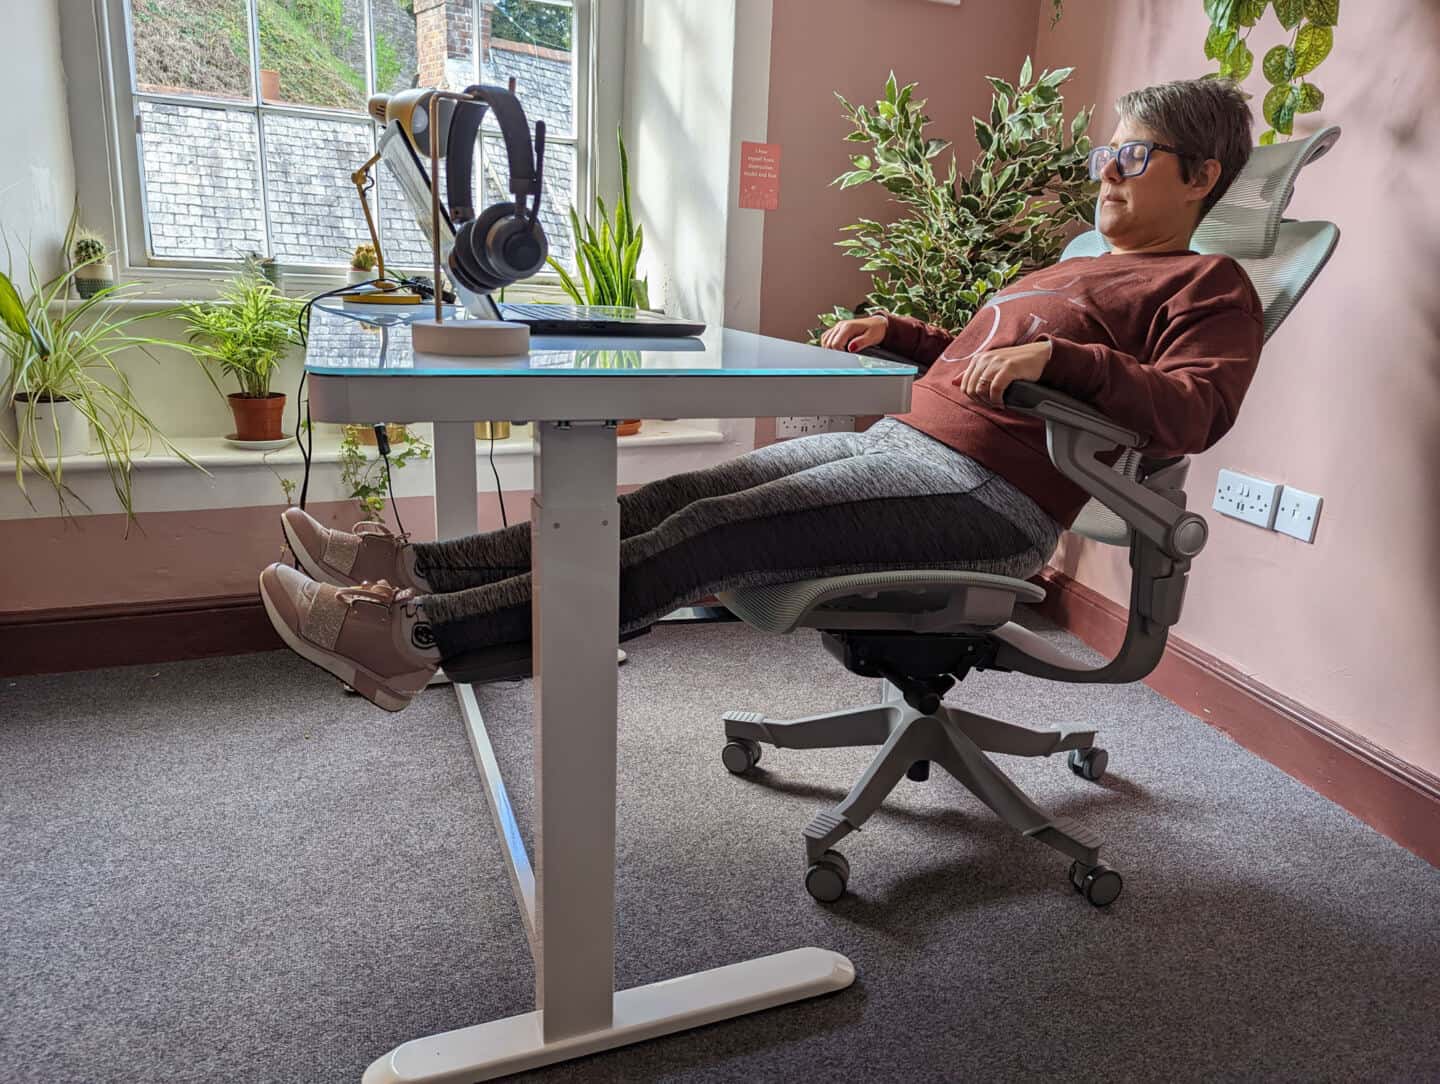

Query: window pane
[[480, 133, 573, 269], [378, 154, 449, 274], [262, 115, 373, 264], [138, 101, 266, 258], [130, 0, 253, 101], [371, 0, 421, 96], [481, 1, 574, 137], [258, 0, 368, 111]]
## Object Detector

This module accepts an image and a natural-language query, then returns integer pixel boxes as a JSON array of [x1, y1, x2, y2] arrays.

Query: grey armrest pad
[[1002, 380, 1146, 449]]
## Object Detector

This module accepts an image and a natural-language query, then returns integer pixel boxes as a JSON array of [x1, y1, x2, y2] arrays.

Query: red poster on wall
[[739, 141, 781, 210]]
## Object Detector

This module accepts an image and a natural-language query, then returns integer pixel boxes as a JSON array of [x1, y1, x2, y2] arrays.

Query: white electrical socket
[[1275, 484, 1323, 543], [1212, 468, 1280, 529], [775, 415, 855, 438]]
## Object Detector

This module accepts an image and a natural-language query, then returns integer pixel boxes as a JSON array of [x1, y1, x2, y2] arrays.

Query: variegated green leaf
[[1296, 81, 1325, 112], [1264, 44, 1297, 83], [1294, 23, 1333, 75], [1274, 0, 1305, 27]]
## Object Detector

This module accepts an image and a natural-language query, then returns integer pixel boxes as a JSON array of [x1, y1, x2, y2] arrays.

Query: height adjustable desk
[[304, 304, 915, 1081]]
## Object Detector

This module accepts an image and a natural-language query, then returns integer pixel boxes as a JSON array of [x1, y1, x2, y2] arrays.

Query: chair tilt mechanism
[[715, 122, 1342, 909]]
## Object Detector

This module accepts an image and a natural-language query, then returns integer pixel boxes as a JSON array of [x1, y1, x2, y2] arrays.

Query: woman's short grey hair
[[1115, 78, 1253, 220]]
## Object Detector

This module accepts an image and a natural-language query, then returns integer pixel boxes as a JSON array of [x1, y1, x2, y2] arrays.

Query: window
[[102, 0, 587, 278]]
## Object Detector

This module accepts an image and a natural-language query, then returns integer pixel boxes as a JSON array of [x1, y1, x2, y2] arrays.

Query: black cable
[[375, 424, 409, 539], [489, 431, 507, 528]]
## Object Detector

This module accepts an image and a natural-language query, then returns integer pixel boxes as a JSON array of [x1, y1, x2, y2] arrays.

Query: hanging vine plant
[[1048, 1, 1336, 145], [1203, 0, 1338, 144]]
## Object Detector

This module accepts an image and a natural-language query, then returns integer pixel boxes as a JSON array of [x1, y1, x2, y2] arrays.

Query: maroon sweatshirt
[[881, 250, 1265, 529]]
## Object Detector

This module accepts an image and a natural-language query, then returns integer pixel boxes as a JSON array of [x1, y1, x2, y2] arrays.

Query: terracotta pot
[[260, 69, 281, 100], [617, 419, 643, 437], [228, 392, 287, 441]]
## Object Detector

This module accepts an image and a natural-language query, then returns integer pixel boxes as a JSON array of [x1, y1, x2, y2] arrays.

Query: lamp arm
[[351, 150, 386, 282]]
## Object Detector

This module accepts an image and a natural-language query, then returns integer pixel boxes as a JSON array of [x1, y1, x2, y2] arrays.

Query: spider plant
[[0, 226, 204, 529]]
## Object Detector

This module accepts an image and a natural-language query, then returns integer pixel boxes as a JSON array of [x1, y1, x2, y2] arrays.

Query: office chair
[[717, 125, 1342, 907]]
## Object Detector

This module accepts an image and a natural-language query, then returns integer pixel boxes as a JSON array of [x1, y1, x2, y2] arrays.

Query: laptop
[[380, 125, 705, 338]]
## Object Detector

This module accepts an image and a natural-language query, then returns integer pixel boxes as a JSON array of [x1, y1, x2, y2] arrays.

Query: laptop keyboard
[[503, 304, 667, 322]]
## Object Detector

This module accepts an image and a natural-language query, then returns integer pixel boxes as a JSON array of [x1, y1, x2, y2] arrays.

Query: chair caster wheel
[[806, 850, 850, 903], [1070, 861, 1123, 907], [1068, 746, 1108, 782], [721, 738, 762, 775]]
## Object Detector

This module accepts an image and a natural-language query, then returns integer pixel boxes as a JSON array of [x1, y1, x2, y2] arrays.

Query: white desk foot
[[361, 947, 854, 1083]]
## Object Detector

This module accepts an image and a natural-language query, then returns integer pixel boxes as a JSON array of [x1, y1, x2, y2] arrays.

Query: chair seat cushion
[[718, 570, 1046, 635]]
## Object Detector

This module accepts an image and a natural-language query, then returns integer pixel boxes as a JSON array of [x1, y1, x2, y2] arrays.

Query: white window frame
[[61, 0, 620, 298]]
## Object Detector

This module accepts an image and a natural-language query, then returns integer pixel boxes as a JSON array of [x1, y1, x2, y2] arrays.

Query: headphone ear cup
[[447, 220, 497, 293], [467, 202, 521, 288], [496, 216, 548, 281]]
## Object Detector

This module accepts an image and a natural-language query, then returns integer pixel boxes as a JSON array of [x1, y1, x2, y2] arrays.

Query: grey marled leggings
[[411, 419, 1062, 659]]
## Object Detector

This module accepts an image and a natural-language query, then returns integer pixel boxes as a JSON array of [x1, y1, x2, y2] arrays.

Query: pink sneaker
[[280, 508, 425, 590], [259, 563, 439, 712]]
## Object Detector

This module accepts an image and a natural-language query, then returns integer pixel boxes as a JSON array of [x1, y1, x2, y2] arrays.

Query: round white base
[[411, 318, 530, 357]]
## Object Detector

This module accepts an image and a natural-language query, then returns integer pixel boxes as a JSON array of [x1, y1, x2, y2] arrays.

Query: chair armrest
[[1002, 379, 1207, 561], [1002, 379, 1146, 450]]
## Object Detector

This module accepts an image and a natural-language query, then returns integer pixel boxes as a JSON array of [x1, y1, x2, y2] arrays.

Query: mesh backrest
[[1058, 127, 1341, 544]]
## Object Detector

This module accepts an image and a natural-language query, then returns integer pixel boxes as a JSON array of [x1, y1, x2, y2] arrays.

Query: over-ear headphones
[[444, 84, 549, 294]]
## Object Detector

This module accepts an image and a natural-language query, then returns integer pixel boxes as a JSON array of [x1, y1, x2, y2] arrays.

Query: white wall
[[621, 0, 737, 330], [1, 0, 77, 279]]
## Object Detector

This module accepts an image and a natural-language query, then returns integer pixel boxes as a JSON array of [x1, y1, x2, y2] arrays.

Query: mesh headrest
[[1191, 126, 1340, 259]]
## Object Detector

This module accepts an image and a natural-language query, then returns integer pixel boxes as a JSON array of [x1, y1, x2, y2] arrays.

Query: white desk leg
[[363, 420, 855, 1083], [530, 421, 621, 1037], [431, 421, 479, 540]]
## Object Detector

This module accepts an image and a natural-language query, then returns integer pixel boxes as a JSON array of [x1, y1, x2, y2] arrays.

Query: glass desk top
[[303, 302, 916, 380]]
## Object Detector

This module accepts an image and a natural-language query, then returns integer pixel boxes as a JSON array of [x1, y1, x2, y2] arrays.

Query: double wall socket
[[775, 415, 855, 438], [1212, 468, 1323, 543], [1213, 468, 1280, 529]]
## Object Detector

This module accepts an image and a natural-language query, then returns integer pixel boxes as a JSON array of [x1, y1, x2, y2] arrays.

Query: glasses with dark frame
[[1086, 139, 1197, 181]]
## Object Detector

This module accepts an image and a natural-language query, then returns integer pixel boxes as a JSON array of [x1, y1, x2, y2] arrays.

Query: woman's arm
[[878, 312, 958, 369], [1038, 301, 1264, 459]]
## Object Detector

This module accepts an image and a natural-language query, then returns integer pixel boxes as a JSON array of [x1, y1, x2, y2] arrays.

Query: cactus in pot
[[71, 231, 114, 299]]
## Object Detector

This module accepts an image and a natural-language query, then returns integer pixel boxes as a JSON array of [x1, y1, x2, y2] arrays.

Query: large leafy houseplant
[[816, 61, 1097, 342], [549, 127, 650, 309], [181, 268, 302, 441], [0, 225, 202, 527]]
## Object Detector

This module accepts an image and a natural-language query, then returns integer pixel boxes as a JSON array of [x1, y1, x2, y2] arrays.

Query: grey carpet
[[3, 611, 1437, 1084]]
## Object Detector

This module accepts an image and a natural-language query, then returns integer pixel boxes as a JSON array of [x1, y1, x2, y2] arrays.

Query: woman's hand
[[953, 341, 1053, 405], [820, 315, 887, 353]]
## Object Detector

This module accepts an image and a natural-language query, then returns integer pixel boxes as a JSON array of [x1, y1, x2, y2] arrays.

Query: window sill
[[0, 420, 736, 520]]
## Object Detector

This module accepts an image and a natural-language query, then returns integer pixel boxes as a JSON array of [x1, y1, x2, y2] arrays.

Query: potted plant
[[241, 250, 280, 286], [181, 268, 302, 443], [0, 221, 204, 526], [71, 229, 114, 299], [550, 128, 649, 436], [348, 243, 377, 284], [815, 62, 1096, 341], [338, 423, 431, 521]]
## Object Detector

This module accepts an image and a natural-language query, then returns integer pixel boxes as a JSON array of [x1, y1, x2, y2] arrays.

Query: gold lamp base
[[475, 421, 512, 440]]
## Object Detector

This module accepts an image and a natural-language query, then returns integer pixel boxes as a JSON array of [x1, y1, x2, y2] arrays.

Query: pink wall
[[755, 0, 1038, 443], [1, 495, 526, 612], [1032, 0, 1440, 777]]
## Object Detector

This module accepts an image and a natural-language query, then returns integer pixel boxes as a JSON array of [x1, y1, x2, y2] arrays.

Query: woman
[[259, 76, 1264, 712]]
